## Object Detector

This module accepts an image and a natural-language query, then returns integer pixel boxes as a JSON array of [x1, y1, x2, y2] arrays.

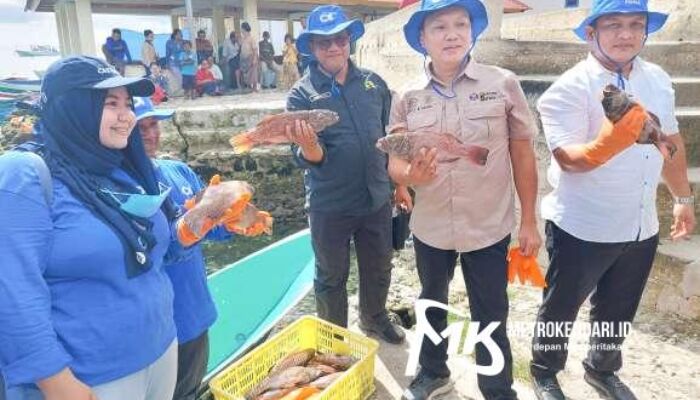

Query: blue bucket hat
[[296, 5, 365, 56], [574, 0, 668, 41], [403, 0, 489, 55], [41, 56, 154, 107], [134, 97, 174, 121]]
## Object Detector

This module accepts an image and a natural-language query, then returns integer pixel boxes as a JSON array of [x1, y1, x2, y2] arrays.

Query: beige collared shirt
[[389, 60, 536, 252]]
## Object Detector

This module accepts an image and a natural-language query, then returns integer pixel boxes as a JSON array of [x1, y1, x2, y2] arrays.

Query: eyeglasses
[[312, 35, 350, 51]]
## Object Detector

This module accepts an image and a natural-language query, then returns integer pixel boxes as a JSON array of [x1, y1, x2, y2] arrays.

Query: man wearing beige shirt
[[390, 1, 541, 399]]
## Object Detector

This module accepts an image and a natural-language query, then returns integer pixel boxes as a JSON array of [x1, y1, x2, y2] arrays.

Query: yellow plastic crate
[[210, 315, 380, 400]]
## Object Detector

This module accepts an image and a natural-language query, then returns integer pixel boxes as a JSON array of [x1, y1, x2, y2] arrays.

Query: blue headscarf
[[38, 88, 173, 277]]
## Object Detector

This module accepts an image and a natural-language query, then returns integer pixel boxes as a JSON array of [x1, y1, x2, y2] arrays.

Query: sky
[[0, 0, 171, 77]]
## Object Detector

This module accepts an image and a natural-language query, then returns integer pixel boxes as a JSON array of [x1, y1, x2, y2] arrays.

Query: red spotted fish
[[376, 132, 489, 165], [230, 110, 340, 154]]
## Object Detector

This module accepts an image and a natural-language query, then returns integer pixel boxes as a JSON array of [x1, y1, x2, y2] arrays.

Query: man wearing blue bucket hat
[[532, 1, 695, 399], [390, 1, 540, 399], [287, 5, 407, 344]]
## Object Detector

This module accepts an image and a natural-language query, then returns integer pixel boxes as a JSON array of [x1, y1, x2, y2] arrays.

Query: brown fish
[[226, 203, 274, 236], [183, 175, 254, 236], [308, 372, 344, 390], [269, 349, 316, 375], [601, 84, 677, 159], [230, 110, 340, 154], [246, 367, 325, 400], [308, 354, 356, 371], [376, 132, 489, 165]]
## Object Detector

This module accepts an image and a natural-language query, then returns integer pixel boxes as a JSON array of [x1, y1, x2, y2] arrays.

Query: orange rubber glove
[[507, 247, 546, 288], [177, 174, 251, 246], [221, 205, 273, 236], [582, 104, 646, 166]]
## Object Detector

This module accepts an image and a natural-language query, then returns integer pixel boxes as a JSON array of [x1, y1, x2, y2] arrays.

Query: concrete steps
[[642, 235, 700, 321], [520, 75, 700, 109]]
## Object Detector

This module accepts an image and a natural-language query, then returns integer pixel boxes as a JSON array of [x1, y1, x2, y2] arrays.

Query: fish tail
[[458, 145, 490, 166], [259, 211, 274, 235], [230, 131, 255, 154]]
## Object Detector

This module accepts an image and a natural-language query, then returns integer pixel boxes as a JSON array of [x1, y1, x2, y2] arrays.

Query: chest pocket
[[406, 109, 438, 132], [459, 100, 507, 143]]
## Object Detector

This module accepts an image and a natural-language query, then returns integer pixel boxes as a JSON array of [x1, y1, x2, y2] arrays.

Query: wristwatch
[[674, 196, 695, 205]]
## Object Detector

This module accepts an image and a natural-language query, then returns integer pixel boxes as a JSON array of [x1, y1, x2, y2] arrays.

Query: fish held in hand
[[376, 131, 489, 166], [183, 175, 254, 236], [601, 84, 677, 159], [230, 110, 340, 154]]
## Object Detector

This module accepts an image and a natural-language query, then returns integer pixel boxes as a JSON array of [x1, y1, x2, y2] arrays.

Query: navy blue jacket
[[287, 61, 392, 216]]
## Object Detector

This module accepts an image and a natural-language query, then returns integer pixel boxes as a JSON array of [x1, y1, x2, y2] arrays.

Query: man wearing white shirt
[[530, 1, 696, 400]]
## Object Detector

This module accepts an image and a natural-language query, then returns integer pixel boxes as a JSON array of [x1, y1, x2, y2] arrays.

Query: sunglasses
[[312, 35, 350, 51]]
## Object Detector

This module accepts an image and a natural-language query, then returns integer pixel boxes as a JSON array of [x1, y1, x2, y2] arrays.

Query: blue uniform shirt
[[0, 152, 175, 388], [156, 159, 230, 344], [287, 60, 392, 216]]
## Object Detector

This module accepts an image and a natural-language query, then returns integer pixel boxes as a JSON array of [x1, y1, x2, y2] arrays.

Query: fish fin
[[230, 132, 255, 154], [256, 115, 276, 126]]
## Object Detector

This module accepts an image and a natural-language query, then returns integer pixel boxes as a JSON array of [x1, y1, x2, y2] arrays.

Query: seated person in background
[[195, 59, 223, 96], [207, 56, 224, 87], [148, 63, 170, 104], [103, 28, 132, 75]]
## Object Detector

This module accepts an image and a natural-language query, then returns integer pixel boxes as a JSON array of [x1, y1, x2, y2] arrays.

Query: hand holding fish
[[583, 84, 677, 166], [405, 147, 438, 186], [286, 119, 319, 149], [177, 175, 254, 246]]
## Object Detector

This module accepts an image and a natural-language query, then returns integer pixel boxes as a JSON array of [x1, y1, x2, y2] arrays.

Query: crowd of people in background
[[101, 24, 307, 102]]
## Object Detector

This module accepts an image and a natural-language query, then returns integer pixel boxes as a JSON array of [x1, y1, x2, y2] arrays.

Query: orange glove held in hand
[[507, 247, 546, 288], [583, 104, 646, 166]]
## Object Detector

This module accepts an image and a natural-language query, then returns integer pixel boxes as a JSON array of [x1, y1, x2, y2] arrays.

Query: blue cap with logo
[[134, 97, 174, 121], [41, 56, 154, 106], [403, 0, 489, 55], [574, 0, 668, 41], [296, 5, 365, 56]]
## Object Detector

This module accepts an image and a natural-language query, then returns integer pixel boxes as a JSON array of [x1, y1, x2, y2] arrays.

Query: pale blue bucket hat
[[403, 0, 489, 55], [296, 5, 365, 56], [574, 0, 668, 41]]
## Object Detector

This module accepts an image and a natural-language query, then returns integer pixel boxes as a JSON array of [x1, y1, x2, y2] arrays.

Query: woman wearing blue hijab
[[0, 56, 179, 400]]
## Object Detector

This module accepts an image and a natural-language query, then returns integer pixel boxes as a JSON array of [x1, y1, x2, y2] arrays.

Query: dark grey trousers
[[309, 202, 393, 328], [531, 221, 658, 378], [173, 331, 209, 400], [414, 235, 516, 400]]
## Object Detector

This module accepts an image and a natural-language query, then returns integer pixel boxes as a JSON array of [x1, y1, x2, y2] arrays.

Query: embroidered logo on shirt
[[407, 96, 435, 113], [469, 91, 503, 102], [364, 78, 377, 91], [310, 91, 332, 102]]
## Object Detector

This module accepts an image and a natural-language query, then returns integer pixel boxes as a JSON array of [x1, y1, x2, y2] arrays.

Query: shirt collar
[[422, 58, 481, 89], [585, 53, 642, 81], [310, 59, 361, 90]]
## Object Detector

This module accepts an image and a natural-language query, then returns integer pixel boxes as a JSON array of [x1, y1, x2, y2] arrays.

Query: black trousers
[[309, 202, 393, 328], [415, 235, 516, 400], [531, 221, 658, 378], [173, 331, 209, 400]]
